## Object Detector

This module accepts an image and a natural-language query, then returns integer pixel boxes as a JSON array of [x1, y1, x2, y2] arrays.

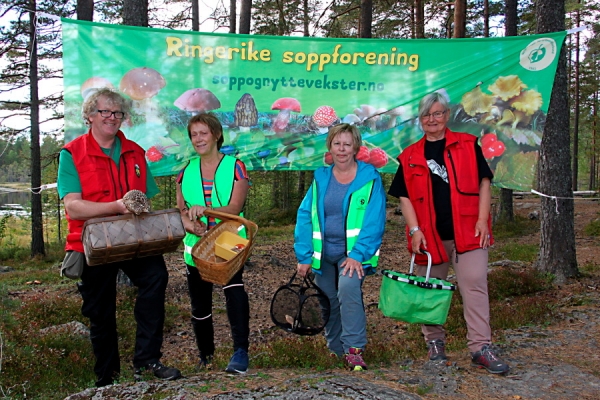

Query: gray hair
[[82, 88, 131, 125], [418, 92, 450, 120], [326, 123, 362, 154]]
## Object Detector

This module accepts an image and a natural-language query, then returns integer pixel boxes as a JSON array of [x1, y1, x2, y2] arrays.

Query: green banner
[[62, 19, 566, 190]]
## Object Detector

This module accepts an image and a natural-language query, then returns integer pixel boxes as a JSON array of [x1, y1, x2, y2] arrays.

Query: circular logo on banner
[[520, 38, 557, 71]]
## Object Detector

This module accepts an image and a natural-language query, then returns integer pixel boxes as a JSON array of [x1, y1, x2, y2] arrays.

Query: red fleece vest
[[399, 129, 493, 265], [63, 130, 147, 252]]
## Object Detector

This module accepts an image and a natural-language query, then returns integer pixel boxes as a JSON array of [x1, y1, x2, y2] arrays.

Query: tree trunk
[[122, 0, 148, 27], [483, 0, 489, 37], [192, 0, 199, 31], [572, 3, 580, 190], [453, 0, 466, 38], [229, 0, 236, 33], [590, 91, 597, 190], [239, 0, 252, 34], [303, 0, 309, 36], [445, 3, 453, 38], [535, 0, 578, 282], [77, 0, 94, 20], [497, 0, 520, 223], [29, 0, 45, 258], [415, 0, 424, 38], [360, 0, 372, 38], [505, 0, 518, 36]]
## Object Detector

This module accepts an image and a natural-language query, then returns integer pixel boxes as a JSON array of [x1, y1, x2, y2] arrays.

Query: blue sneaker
[[225, 348, 248, 374]]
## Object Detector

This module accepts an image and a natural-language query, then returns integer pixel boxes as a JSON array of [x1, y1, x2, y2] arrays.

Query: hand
[[297, 263, 312, 278], [475, 219, 491, 249], [115, 199, 130, 215], [411, 230, 427, 254], [192, 220, 208, 236], [187, 205, 209, 222], [340, 257, 364, 279]]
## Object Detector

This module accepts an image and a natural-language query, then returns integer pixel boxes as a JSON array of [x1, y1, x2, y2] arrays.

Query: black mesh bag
[[270, 272, 330, 336]]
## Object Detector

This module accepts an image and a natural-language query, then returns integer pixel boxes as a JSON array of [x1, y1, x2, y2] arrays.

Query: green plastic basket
[[379, 251, 456, 325]]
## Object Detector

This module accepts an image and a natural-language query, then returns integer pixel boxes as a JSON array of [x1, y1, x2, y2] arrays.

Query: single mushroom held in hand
[[234, 93, 258, 132], [174, 88, 221, 114], [312, 105, 338, 134], [119, 67, 166, 121], [122, 189, 150, 215], [81, 77, 114, 101], [271, 97, 301, 134]]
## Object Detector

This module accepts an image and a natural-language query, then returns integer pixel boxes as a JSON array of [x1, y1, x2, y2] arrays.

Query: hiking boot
[[134, 361, 181, 381], [225, 348, 249, 374], [344, 347, 367, 371], [471, 345, 510, 374], [427, 339, 447, 361], [199, 354, 213, 370]]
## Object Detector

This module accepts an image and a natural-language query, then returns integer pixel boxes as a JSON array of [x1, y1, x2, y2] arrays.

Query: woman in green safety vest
[[294, 123, 387, 371], [176, 113, 251, 374]]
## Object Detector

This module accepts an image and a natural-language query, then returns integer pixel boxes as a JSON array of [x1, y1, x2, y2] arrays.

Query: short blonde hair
[[82, 88, 130, 125], [325, 123, 361, 153]]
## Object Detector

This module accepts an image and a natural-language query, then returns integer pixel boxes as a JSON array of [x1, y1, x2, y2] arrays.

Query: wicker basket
[[82, 208, 185, 266], [191, 209, 258, 285]]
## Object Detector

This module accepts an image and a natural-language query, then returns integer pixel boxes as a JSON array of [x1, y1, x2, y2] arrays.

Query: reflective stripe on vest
[[310, 179, 379, 269], [181, 155, 246, 265]]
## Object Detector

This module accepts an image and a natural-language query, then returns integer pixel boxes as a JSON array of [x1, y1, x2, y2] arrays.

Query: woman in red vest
[[388, 92, 509, 374]]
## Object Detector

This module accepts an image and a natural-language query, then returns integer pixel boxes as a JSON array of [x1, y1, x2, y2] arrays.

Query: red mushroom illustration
[[174, 88, 221, 114], [119, 67, 166, 121], [312, 105, 338, 134], [271, 97, 301, 134], [80, 77, 114, 101]]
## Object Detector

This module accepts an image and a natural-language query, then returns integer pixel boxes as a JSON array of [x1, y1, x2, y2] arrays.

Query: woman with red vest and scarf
[[57, 88, 180, 387], [176, 113, 251, 374], [388, 92, 509, 374]]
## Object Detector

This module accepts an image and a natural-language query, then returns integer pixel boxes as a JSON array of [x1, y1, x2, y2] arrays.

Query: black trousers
[[186, 264, 250, 359], [78, 255, 168, 386]]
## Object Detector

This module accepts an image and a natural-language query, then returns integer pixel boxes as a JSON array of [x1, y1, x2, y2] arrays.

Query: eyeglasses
[[421, 110, 447, 120], [97, 109, 125, 119]]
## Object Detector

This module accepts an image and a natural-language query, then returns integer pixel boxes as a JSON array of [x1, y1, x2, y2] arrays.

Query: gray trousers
[[314, 254, 367, 356], [417, 240, 491, 354]]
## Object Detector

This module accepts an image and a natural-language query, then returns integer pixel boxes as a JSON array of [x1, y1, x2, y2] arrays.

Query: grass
[[0, 209, 589, 399]]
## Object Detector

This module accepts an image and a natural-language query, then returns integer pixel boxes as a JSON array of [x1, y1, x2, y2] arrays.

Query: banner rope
[[530, 189, 600, 215], [0, 183, 57, 195]]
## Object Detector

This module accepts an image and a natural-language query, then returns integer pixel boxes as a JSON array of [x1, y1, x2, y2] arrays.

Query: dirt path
[[65, 197, 600, 399]]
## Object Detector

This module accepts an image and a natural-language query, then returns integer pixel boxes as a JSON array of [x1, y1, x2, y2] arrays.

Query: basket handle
[[409, 250, 432, 282], [203, 209, 258, 244]]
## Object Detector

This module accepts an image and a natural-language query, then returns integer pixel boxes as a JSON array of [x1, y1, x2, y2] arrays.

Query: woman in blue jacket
[[294, 123, 386, 371]]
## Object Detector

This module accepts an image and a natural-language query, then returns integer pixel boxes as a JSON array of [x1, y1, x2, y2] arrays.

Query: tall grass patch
[[492, 215, 539, 239], [584, 217, 600, 236], [490, 241, 539, 263]]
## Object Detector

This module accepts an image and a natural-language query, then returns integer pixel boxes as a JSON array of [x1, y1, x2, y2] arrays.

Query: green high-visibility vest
[[181, 155, 246, 265], [310, 179, 379, 270]]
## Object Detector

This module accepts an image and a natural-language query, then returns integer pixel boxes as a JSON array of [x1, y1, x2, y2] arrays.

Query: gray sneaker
[[427, 339, 447, 361], [471, 345, 509, 374]]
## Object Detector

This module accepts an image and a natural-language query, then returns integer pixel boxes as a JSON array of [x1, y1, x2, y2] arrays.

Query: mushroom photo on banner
[[234, 93, 258, 132], [80, 76, 114, 101], [271, 97, 301, 135], [312, 105, 338, 134], [174, 88, 221, 115], [119, 67, 166, 123]]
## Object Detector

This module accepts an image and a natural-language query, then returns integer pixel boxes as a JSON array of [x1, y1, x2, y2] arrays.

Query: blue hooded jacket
[[294, 160, 387, 273]]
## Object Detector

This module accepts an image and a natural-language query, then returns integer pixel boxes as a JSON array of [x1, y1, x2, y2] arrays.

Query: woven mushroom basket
[[191, 209, 258, 285], [82, 208, 185, 266]]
